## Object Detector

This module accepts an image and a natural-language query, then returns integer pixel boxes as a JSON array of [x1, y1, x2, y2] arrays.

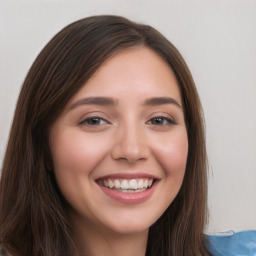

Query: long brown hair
[[0, 15, 209, 256]]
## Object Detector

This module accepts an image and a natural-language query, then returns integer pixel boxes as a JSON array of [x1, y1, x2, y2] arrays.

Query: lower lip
[[98, 182, 157, 204]]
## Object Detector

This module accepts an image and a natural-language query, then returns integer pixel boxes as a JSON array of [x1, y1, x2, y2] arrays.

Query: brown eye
[[148, 117, 176, 125], [79, 117, 107, 126]]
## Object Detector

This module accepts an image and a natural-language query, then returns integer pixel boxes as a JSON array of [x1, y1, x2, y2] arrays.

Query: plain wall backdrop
[[1, 0, 256, 233]]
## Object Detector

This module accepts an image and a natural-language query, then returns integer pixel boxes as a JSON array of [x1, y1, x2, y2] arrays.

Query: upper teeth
[[100, 178, 153, 190]]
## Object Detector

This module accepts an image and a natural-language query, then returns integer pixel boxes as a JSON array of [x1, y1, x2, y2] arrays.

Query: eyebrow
[[144, 97, 182, 108], [69, 96, 182, 110], [69, 97, 118, 109]]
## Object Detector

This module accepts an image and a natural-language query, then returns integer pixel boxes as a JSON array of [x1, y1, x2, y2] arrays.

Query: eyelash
[[146, 116, 176, 126], [79, 116, 176, 126], [79, 117, 108, 126]]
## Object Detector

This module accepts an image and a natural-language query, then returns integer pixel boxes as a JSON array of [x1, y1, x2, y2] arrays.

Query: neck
[[71, 216, 148, 256]]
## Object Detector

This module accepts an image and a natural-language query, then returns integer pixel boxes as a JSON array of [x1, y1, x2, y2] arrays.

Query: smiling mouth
[[98, 178, 154, 193]]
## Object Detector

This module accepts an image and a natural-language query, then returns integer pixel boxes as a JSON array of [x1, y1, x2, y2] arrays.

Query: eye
[[147, 116, 176, 126], [79, 117, 108, 126]]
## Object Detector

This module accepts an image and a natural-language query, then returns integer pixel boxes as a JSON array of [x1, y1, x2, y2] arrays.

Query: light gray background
[[1, 0, 256, 233]]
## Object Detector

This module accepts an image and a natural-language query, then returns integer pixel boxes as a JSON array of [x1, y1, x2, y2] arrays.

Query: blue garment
[[206, 230, 256, 256]]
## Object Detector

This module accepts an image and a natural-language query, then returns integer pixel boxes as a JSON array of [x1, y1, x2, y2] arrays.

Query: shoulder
[[205, 230, 256, 256]]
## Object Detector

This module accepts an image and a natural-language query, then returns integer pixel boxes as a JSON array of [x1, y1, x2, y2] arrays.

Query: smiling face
[[50, 47, 188, 236]]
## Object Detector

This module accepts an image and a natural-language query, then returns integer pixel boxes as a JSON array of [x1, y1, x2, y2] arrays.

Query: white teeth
[[144, 180, 148, 188], [114, 179, 121, 189], [137, 180, 144, 189], [120, 180, 129, 189], [100, 178, 154, 191], [108, 179, 114, 188], [129, 179, 137, 189]]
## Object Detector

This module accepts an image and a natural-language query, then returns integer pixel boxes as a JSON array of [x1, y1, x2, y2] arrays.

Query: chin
[[108, 223, 150, 236], [100, 212, 159, 236]]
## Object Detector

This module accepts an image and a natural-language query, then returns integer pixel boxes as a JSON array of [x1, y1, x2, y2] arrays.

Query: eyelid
[[148, 117, 176, 125], [78, 111, 112, 127], [78, 116, 108, 126], [146, 113, 177, 125]]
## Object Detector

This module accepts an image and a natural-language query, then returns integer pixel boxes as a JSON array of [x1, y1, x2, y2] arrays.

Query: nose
[[111, 124, 149, 163]]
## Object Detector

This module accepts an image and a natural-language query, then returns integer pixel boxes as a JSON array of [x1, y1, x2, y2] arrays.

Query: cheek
[[49, 127, 112, 213], [148, 129, 188, 216], [50, 128, 109, 174], [152, 129, 188, 177]]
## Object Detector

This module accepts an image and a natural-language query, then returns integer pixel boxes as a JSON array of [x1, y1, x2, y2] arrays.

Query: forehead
[[68, 46, 182, 106]]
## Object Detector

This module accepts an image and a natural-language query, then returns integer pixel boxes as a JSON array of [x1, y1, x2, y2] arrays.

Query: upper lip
[[96, 172, 159, 180]]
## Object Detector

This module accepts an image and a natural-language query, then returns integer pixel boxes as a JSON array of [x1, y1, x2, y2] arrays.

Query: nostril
[[111, 142, 149, 163]]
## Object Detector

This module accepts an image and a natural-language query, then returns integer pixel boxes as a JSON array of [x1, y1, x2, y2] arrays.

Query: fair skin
[[50, 47, 188, 256]]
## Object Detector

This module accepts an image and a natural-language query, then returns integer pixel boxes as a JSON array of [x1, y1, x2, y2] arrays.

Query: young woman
[[0, 15, 210, 256]]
